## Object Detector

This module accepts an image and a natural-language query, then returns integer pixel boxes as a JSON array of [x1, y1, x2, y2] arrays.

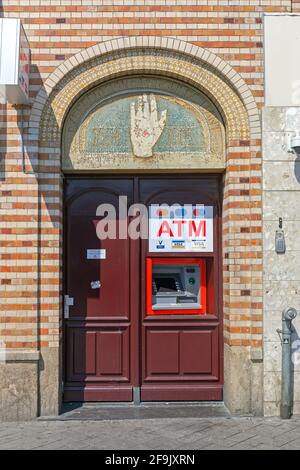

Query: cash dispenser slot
[[146, 258, 206, 315]]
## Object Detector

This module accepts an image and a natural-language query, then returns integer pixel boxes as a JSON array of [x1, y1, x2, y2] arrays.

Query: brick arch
[[28, 37, 260, 146]]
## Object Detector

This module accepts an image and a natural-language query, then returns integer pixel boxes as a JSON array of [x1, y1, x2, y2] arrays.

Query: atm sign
[[149, 205, 213, 253], [157, 220, 206, 238]]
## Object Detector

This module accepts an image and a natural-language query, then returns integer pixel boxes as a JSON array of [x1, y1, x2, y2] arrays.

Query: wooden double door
[[63, 176, 223, 402]]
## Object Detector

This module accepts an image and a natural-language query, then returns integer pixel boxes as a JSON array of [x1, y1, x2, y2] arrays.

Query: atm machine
[[146, 258, 206, 315]]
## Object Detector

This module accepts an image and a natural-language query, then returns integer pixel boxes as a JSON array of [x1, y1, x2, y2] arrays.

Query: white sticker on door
[[87, 249, 106, 259], [90, 280, 101, 289]]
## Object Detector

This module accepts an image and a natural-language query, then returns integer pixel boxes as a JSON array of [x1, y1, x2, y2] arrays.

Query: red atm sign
[[149, 205, 213, 253], [157, 219, 207, 238]]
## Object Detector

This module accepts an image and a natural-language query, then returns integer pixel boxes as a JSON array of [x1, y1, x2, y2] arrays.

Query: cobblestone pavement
[[1, 405, 300, 449]]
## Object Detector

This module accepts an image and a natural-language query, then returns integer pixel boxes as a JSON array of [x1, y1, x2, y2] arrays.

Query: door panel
[[144, 326, 219, 381], [97, 329, 129, 377], [68, 222, 130, 318], [66, 327, 130, 381], [180, 330, 213, 374], [146, 330, 180, 375]]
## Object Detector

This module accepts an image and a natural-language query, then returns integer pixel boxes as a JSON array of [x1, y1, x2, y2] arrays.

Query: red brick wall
[[0, 1, 295, 352], [2, 1, 296, 106]]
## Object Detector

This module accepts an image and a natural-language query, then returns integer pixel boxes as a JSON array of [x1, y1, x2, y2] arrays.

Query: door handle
[[64, 295, 74, 319]]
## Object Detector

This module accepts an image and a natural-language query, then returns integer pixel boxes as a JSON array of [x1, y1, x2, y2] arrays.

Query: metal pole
[[278, 307, 297, 419]]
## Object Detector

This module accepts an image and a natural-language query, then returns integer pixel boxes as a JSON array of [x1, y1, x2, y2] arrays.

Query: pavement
[[0, 403, 300, 450]]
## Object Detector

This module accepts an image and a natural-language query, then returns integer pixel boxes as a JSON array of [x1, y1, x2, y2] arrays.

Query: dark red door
[[64, 179, 138, 401], [139, 177, 223, 401], [64, 176, 223, 402]]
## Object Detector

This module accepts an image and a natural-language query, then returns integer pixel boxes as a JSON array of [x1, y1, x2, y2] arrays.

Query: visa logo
[[172, 240, 185, 248]]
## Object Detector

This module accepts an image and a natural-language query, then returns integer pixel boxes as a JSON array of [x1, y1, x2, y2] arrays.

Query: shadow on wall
[[294, 154, 300, 183]]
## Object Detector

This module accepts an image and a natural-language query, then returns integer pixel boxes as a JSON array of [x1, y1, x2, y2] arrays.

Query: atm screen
[[154, 276, 178, 293]]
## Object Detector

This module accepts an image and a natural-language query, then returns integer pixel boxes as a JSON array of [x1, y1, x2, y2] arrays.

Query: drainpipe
[[277, 307, 297, 419]]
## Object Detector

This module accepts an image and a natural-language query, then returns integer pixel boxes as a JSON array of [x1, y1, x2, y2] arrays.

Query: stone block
[[263, 161, 300, 191], [0, 362, 38, 421], [264, 370, 281, 403], [264, 400, 279, 416], [264, 281, 300, 312], [264, 191, 300, 221], [263, 107, 286, 132], [224, 344, 260, 415], [264, 251, 300, 281], [264, 341, 281, 372], [250, 360, 264, 416], [263, 131, 294, 162]]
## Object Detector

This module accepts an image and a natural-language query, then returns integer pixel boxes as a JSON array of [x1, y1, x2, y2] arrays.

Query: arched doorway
[[62, 78, 225, 401], [28, 37, 262, 414]]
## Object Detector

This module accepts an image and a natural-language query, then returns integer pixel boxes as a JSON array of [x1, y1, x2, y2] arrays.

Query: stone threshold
[[39, 402, 230, 421]]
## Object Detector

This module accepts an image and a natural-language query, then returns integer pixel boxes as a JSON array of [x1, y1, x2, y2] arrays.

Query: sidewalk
[[0, 404, 300, 450]]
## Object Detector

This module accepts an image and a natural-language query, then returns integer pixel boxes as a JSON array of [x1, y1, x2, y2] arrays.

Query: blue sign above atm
[[149, 204, 214, 253]]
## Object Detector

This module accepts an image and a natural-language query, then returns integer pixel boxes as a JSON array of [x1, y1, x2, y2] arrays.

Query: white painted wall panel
[[264, 14, 300, 107], [0, 19, 29, 104]]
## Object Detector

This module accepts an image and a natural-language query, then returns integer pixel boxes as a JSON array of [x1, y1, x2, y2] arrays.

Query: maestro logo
[[156, 240, 165, 250]]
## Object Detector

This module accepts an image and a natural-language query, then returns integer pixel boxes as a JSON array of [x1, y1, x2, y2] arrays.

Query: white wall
[[264, 14, 300, 416], [264, 14, 300, 107], [263, 107, 300, 415]]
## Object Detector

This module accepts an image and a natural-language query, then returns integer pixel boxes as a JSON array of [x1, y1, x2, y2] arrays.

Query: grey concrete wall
[[0, 348, 61, 421], [224, 344, 263, 416], [0, 351, 40, 421], [263, 107, 300, 416]]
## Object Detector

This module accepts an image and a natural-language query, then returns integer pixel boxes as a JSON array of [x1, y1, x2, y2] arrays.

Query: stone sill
[[0, 349, 40, 363]]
